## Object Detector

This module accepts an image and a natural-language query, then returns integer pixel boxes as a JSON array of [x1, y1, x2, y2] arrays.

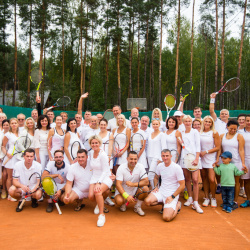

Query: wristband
[[210, 98, 215, 103], [122, 192, 129, 199], [206, 150, 209, 154]]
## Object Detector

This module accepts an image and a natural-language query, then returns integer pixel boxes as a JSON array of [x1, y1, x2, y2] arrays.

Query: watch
[[171, 194, 175, 199]]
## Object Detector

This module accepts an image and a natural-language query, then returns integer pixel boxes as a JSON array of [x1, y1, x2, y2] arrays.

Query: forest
[[0, 0, 249, 112]]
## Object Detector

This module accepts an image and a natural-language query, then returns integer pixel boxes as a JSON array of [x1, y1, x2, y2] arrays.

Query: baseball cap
[[173, 111, 184, 117], [220, 151, 232, 159]]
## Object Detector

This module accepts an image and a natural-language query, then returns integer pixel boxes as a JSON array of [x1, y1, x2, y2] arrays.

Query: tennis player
[[114, 151, 149, 216], [9, 148, 42, 212], [150, 108, 166, 132], [77, 93, 92, 128], [144, 149, 185, 222], [42, 150, 70, 213], [173, 111, 185, 132], [192, 107, 203, 121], [17, 113, 26, 134], [75, 113, 84, 136], [60, 112, 68, 130]]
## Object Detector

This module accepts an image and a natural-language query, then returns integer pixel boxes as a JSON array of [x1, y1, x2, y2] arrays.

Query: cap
[[220, 151, 232, 159], [173, 111, 184, 117]]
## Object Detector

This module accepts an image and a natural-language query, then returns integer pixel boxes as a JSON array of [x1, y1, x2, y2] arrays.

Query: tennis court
[[0, 191, 249, 249]]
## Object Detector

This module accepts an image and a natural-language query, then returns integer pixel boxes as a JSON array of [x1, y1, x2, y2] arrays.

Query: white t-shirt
[[44, 161, 70, 187], [13, 160, 42, 189], [214, 118, 227, 135], [178, 123, 185, 132], [61, 123, 67, 131], [66, 162, 92, 192], [50, 122, 56, 129], [19, 126, 25, 134], [107, 117, 131, 131], [116, 162, 147, 194], [156, 161, 184, 197]]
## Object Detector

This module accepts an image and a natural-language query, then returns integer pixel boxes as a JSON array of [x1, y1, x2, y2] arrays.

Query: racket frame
[[177, 81, 193, 110], [164, 94, 176, 119], [130, 133, 145, 155], [47, 96, 71, 111], [215, 77, 240, 94], [111, 133, 128, 166], [30, 68, 43, 98], [71, 141, 81, 160]]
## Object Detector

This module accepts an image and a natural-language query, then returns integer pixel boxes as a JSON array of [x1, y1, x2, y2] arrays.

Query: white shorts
[[72, 187, 89, 200], [152, 191, 179, 211], [241, 159, 250, 180], [90, 176, 113, 188]]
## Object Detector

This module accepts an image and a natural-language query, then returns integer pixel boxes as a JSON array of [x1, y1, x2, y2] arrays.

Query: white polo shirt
[[214, 118, 228, 135], [107, 117, 131, 131], [66, 161, 92, 193], [13, 160, 42, 189], [115, 162, 147, 195]]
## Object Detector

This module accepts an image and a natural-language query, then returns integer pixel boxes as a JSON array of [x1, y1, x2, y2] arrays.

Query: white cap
[[173, 111, 184, 117]]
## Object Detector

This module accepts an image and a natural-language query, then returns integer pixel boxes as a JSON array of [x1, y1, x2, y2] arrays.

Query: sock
[[188, 197, 193, 202], [136, 200, 143, 207], [48, 198, 52, 203], [218, 184, 221, 187], [193, 201, 198, 206]]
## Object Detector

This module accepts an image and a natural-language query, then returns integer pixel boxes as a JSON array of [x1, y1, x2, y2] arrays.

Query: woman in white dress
[[64, 118, 83, 165], [165, 116, 181, 163], [130, 117, 147, 168], [181, 115, 203, 213], [48, 116, 65, 161], [88, 135, 112, 227], [218, 119, 246, 209], [147, 119, 167, 187], [0, 119, 10, 199], [34, 115, 50, 171], [1, 118, 19, 200], [200, 116, 220, 208], [150, 108, 166, 132], [0, 113, 7, 132], [112, 114, 131, 174]]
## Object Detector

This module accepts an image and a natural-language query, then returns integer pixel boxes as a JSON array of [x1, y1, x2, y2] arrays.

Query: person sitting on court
[[114, 151, 149, 216], [9, 148, 43, 212], [213, 151, 247, 213], [42, 150, 70, 213], [144, 149, 185, 222]]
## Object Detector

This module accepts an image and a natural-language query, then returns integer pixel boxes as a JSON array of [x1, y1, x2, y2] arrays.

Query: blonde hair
[[0, 113, 7, 119], [201, 115, 216, 133], [116, 114, 127, 127], [24, 117, 35, 132], [152, 108, 163, 122], [182, 115, 192, 122], [89, 135, 102, 147], [9, 118, 19, 133]]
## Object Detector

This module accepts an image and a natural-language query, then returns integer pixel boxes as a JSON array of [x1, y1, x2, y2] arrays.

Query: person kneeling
[[9, 149, 43, 212], [144, 149, 185, 222], [114, 151, 149, 216]]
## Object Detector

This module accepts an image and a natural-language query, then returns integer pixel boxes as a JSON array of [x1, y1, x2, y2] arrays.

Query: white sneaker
[[184, 198, 193, 206], [94, 205, 99, 214], [134, 205, 145, 216], [243, 193, 247, 198], [26, 197, 31, 201], [192, 203, 203, 214], [120, 204, 127, 212], [38, 196, 43, 202], [239, 188, 244, 197], [97, 214, 105, 227], [104, 197, 115, 206], [202, 198, 210, 207], [211, 198, 217, 208]]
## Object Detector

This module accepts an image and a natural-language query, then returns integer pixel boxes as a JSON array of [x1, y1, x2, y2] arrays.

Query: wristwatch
[[171, 194, 175, 199]]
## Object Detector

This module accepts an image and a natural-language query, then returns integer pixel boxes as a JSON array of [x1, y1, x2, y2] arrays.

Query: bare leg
[[183, 169, 193, 198], [244, 179, 250, 200], [208, 168, 216, 198], [192, 170, 199, 202], [234, 176, 240, 202], [201, 169, 209, 198], [162, 201, 181, 222]]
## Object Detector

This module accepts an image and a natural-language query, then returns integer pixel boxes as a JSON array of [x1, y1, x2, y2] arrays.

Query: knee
[[144, 198, 151, 206], [88, 195, 95, 201], [114, 196, 124, 206], [8, 185, 16, 196], [163, 215, 172, 222]]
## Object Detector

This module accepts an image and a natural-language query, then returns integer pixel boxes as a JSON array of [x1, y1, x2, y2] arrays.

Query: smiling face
[[168, 118, 176, 130], [131, 119, 139, 130], [26, 119, 34, 130], [227, 124, 238, 135], [238, 116, 246, 128], [183, 117, 192, 128], [3, 121, 10, 132], [41, 117, 48, 128], [55, 116, 63, 127], [99, 120, 107, 131], [152, 120, 160, 130], [113, 106, 121, 117], [90, 138, 100, 151], [69, 120, 77, 131], [203, 118, 213, 131], [17, 114, 25, 127]]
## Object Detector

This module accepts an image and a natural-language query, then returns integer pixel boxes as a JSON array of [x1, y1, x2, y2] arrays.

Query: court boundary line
[[214, 210, 250, 243]]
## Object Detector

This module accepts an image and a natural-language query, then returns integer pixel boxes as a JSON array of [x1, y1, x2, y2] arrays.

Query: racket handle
[[126, 201, 129, 206], [55, 202, 62, 215], [19, 198, 26, 209], [3, 157, 10, 165], [215, 91, 219, 94], [113, 157, 117, 166], [177, 101, 182, 110], [46, 106, 54, 111], [36, 91, 39, 98], [177, 137, 185, 149]]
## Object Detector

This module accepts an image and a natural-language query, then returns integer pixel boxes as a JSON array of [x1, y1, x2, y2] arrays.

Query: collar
[[55, 161, 66, 170]]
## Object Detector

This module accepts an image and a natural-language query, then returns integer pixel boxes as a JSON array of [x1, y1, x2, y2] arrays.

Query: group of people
[[0, 91, 249, 227]]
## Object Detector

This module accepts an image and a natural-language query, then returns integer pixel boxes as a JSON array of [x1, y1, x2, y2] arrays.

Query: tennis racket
[[112, 133, 128, 166], [126, 171, 159, 206], [42, 176, 62, 215], [30, 67, 43, 98], [177, 137, 199, 171], [47, 96, 71, 111], [177, 81, 193, 110], [103, 109, 114, 121], [48, 135, 64, 158], [170, 149, 180, 163], [19, 172, 42, 209], [215, 77, 240, 94], [71, 141, 82, 160], [4, 136, 32, 165], [164, 94, 176, 119], [130, 133, 145, 155]]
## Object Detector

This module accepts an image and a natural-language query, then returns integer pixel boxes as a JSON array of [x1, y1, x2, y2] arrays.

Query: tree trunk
[[83, 6, 88, 98], [80, 0, 83, 95], [174, 0, 181, 97], [220, 0, 225, 109], [158, 0, 163, 108], [215, 0, 218, 109], [143, 17, 149, 98], [13, 0, 17, 106], [62, 0, 65, 95], [27, 3, 32, 107], [117, 39, 121, 106], [235, 0, 247, 109], [151, 42, 154, 110], [203, 35, 207, 109], [190, 0, 195, 109], [137, 20, 140, 97], [128, 15, 132, 97]]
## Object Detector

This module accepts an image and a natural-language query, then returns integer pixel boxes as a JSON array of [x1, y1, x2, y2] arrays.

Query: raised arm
[[77, 93, 89, 115], [209, 93, 218, 121]]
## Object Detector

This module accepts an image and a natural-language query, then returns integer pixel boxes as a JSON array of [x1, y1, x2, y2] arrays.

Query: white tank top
[[101, 131, 111, 155], [200, 130, 217, 162], [147, 132, 166, 159], [113, 127, 127, 149], [242, 129, 250, 160], [165, 130, 177, 150], [51, 128, 65, 153], [222, 133, 241, 163]]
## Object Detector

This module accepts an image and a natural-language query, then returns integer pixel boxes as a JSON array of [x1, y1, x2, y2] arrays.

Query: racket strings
[[57, 96, 71, 107], [42, 177, 57, 196], [225, 78, 240, 92], [30, 69, 43, 84], [164, 95, 176, 108], [181, 81, 193, 95]]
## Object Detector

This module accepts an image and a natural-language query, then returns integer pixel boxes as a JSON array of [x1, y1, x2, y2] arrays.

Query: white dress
[[200, 130, 217, 169], [165, 130, 178, 161], [113, 128, 128, 165], [4, 132, 19, 169], [222, 133, 242, 170], [50, 128, 65, 157], [89, 149, 112, 188], [241, 129, 250, 179]]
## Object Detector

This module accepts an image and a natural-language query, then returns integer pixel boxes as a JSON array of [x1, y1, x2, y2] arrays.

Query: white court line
[[214, 210, 250, 243]]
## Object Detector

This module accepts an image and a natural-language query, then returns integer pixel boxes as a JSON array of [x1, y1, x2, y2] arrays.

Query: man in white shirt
[[145, 149, 185, 222], [45, 110, 56, 128], [17, 113, 26, 133], [193, 107, 203, 121], [42, 150, 70, 213], [77, 92, 92, 128], [9, 148, 43, 212], [114, 151, 149, 216], [75, 113, 84, 136], [129, 108, 141, 127]]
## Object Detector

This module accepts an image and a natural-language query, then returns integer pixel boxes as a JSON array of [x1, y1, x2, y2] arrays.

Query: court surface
[[0, 192, 249, 250]]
